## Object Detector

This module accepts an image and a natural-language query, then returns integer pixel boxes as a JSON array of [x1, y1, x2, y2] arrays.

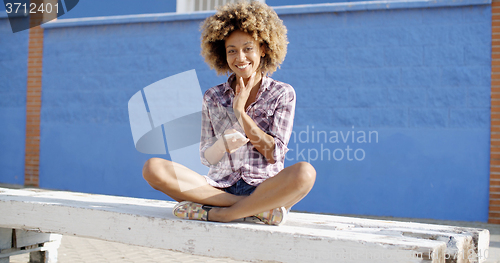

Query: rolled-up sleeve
[[199, 94, 218, 168], [268, 85, 296, 164]]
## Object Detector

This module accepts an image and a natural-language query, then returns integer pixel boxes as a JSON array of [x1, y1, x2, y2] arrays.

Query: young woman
[[142, 1, 316, 225]]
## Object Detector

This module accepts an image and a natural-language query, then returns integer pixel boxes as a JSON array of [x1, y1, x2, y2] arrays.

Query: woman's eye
[[245, 47, 253, 51]]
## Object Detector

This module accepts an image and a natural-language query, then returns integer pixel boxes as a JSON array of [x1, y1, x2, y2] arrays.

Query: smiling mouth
[[236, 64, 250, 69]]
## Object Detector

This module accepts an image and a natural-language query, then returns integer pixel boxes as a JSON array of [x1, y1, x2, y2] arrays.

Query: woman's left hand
[[233, 72, 256, 119]]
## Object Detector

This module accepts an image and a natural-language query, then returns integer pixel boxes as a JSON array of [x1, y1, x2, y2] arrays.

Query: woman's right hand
[[222, 129, 249, 153], [204, 129, 249, 165]]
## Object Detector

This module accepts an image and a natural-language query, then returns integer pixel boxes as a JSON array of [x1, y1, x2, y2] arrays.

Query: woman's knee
[[290, 162, 316, 189], [142, 158, 159, 180], [142, 158, 172, 188]]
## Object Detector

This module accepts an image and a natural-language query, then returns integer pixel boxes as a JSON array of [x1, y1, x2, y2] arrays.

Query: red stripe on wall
[[24, 2, 45, 187], [491, 0, 500, 224]]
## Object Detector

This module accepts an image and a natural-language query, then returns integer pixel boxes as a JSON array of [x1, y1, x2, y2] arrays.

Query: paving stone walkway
[[9, 234, 245, 263]]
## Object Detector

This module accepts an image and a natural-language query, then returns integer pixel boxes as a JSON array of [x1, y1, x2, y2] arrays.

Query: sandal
[[173, 201, 287, 226], [172, 201, 215, 221], [252, 207, 287, 226]]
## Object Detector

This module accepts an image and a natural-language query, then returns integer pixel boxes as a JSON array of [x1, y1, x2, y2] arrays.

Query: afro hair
[[200, 1, 288, 76]]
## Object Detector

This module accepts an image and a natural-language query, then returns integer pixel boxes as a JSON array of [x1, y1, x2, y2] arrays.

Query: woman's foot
[[252, 207, 287, 225], [172, 201, 214, 221], [173, 201, 287, 226]]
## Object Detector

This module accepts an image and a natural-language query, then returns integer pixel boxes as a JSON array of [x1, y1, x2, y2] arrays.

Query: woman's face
[[225, 30, 265, 81]]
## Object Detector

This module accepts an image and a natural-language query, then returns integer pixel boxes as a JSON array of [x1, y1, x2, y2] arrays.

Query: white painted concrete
[[0, 229, 11, 251], [0, 227, 61, 263], [0, 188, 490, 263], [289, 212, 490, 263]]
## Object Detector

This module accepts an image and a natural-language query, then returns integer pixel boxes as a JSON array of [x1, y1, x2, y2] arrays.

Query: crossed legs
[[142, 158, 316, 222]]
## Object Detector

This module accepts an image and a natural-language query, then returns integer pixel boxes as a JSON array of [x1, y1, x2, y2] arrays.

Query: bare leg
[[142, 157, 245, 206], [143, 158, 316, 222], [208, 162, 316, 222]]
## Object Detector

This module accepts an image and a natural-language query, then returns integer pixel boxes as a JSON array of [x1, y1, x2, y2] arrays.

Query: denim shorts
[[221, 179, 257, 196]]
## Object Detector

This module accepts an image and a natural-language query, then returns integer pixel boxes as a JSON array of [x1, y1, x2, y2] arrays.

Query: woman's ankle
[[208, 207, 233, 223]]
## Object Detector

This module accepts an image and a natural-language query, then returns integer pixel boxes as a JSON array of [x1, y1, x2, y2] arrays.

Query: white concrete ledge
[[0, 188, 489, 263], [0, 227, 61, 262]]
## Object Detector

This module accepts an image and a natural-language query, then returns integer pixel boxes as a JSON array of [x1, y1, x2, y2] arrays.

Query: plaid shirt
[[200, 74, 296, 188]]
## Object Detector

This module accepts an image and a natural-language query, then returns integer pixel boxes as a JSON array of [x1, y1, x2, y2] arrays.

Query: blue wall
[[0, 0, 492, 222], [274, 5, 492, 221], [268, 0, 362, 5], [61, 0, 176, 19], [57, 0, 367, 19], [39, 20, 223, 197], [0, 16, 29, 185]]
